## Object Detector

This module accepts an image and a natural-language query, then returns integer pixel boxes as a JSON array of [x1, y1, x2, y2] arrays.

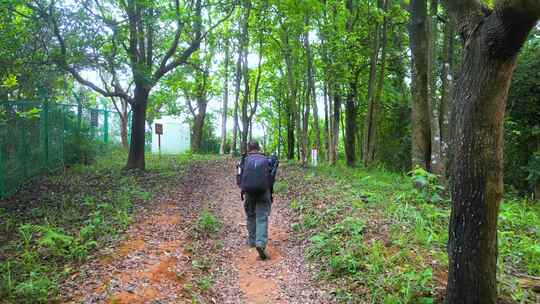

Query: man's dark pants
[[244, 190, 272, 248]]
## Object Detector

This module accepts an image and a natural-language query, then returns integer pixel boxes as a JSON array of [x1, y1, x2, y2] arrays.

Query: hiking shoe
[[256, 246, 268, 260]]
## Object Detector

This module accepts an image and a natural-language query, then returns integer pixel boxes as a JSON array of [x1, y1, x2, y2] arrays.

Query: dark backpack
[[240, 153, 271, 194]]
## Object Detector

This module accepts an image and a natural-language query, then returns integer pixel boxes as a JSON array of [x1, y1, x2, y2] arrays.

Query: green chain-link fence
[[0, 100, 122, 198]]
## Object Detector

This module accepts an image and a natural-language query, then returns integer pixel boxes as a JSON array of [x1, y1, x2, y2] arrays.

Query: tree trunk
[[287, 106, 295, 160], [120, 116, 129, 149], [363, 0, 389, 167], [428, 0, 444, 176], [283, 29, 300, 162], [330, 86, 340, 165], [344, 82, 358, 167], [231, 51, 242, 155], [323, 83, 330, 162], [126, 86, 149, 170], [302, 80, 311, 165], [440, 12, 454, 174], [409, 0, 431, 170], [220, 37, 230, 155], [239, 0, 251, 154], [362, 0, 383, 166], [191, 111, 206, 153], [444, 1, 539, 302], [305, 16, 320, 153]]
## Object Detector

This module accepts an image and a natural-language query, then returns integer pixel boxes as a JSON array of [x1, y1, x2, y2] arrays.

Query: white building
[[151, 116, 190, 154]]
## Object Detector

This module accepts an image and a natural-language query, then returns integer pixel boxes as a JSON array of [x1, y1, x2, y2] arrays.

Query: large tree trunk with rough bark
[[443, 1, 539, 302], [126, 86, 149, 169], [191, 109, 206, 153], [409, 0, 432, 170]]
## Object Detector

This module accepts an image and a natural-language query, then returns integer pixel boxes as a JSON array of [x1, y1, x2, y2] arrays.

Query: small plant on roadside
[[408, 166, 446, 204], [196, 208, 220, 236]]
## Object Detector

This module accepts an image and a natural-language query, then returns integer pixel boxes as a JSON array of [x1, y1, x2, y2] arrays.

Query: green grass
[[0, 150, 212, 303], [280, 162, 540, 303]]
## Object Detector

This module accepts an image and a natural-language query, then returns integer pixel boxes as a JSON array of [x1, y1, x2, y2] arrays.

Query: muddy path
[[59, 158, 334, 303]]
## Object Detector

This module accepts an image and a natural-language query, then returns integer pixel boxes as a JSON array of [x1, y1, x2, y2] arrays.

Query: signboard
[[90, 110, 99, 127], [155, 123, 163, 135]]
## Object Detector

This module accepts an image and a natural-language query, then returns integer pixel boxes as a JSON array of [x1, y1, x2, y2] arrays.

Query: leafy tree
[[26, 0, 234, 169]]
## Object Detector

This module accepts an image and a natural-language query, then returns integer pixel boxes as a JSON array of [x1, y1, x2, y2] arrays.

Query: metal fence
[[0, 100, 121, 198]]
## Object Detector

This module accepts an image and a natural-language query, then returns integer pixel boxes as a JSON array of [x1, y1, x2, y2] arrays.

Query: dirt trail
[[59, 158, 333, 303], [210, 159, 335, 304]]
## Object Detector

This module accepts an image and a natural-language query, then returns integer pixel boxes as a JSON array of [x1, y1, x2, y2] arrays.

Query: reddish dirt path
[[211, 159, 335, 304], [59, 158, 334, 303], [60, 163, 213, 303]]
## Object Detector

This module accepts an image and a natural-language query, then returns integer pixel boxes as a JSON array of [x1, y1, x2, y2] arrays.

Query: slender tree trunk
[[287, 106, 295, 160], [231, 51, 242, 155], [120, 116, 129, 149], [283, 29, 300, 162], [440, 12, 454, 174], [305, 16, 320, 153], [366, 13, 389, 166], [443, 1, 539, 302], [220, 38, 230, 155], [344, 81, 358, 167], [428, 0, 444, 176], [302, 80, 311, 165], [323, 83, 330, 162], [126, 86, 149, 170], [111, 97, 129, 149], [239, 0, 251, 154], [277, 96, 282, 157], [363, 0, 389, 167], [362, 0, 383, 166], [330, 86, 340, 165], [409, 0, 431, 170]]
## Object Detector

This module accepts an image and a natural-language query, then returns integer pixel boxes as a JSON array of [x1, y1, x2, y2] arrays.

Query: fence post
[[42, 102, 49, 168], [103, 110, 109, 143]]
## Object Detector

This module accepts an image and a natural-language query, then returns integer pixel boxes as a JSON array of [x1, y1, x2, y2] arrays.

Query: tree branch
[[38, 3, 132, 102], [441, 0, 486, 41], [153, 0, 236, 81]]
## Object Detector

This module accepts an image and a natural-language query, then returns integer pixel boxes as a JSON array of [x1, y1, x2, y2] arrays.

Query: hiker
[[236, 141, 279, 260]]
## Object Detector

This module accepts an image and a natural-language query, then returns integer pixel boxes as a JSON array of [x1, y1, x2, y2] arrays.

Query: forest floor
[[58, 158, 334, 304], [1, 154, 538, 304]]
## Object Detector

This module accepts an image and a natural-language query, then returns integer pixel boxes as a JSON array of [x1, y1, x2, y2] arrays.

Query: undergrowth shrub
[[407, 166, 446, 204], [196, 208, 221, 237]]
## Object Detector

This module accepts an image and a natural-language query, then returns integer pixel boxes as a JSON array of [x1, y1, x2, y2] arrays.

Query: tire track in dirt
[[211, 158, 335, 304]]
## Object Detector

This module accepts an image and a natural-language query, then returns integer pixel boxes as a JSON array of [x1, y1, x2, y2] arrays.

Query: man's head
[[247, 141, 260, 153]]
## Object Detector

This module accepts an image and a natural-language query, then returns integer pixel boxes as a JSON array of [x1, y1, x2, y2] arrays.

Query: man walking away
[[236, 141, 278, 260]]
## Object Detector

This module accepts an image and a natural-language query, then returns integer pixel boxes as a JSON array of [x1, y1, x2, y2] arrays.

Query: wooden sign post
[[155, 123, 163, 155]]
